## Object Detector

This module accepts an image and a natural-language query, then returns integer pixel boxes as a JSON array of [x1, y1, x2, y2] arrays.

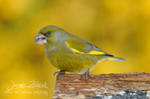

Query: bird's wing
[[65, 35, 106, 55]]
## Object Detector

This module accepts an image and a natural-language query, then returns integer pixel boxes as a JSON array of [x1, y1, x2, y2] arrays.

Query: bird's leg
[[84, 68, 90, 81], [54, 70, 66, 80]]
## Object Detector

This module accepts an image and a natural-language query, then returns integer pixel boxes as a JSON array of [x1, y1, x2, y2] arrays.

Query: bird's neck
[[44, 39, 60, 51]]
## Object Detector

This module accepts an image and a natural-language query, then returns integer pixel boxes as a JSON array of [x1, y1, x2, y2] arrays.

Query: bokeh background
[[0, 0, 150, 98]]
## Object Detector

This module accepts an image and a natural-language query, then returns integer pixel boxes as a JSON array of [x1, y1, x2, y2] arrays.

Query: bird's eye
[[46, 31, 51, 36]]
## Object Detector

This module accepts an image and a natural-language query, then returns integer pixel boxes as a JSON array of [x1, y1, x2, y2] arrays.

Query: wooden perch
[[53, 72, 150, 99]]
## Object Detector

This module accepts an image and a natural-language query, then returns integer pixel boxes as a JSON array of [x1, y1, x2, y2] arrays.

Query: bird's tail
[[98, 54, 126, 62]]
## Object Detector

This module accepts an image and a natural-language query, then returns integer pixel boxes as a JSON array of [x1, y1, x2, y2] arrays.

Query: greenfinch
[[34, 25, 125, 80]]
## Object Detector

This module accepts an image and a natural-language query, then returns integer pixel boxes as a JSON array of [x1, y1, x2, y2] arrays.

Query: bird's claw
[[81, 68, 91, 81], [54, 70, 66, 80], [85, 69, 90, 81]]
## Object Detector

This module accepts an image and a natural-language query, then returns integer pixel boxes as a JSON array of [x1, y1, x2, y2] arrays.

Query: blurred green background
[[0, 0, 150, 98]]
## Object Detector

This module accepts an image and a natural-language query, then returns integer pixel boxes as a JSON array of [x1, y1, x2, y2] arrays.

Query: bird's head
[[34, 25, 63, 45]]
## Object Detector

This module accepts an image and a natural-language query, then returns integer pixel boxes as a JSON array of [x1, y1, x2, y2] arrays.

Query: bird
[[34, 25, 125, 80]]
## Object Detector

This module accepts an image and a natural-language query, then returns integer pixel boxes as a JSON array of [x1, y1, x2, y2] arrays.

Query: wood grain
[[53, 72, 150, 99]]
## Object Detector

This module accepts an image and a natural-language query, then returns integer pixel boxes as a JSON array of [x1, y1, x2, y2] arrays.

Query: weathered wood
[[53, 72, 150, 99]]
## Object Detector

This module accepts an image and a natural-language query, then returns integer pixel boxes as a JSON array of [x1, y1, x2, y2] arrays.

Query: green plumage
[[34, 25, 125, 74]]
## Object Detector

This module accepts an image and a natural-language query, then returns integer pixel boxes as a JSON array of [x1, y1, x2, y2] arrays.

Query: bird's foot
[[54, 70, 66, 80], [82, 69, 90, 81]]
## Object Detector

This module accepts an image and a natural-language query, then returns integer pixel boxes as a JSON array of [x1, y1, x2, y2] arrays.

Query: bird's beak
[[34, 33, 47, 45]]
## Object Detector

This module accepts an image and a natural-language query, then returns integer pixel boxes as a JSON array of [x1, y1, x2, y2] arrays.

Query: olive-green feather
[[65, 34, 106, 55], [34, 25, 125, 74]]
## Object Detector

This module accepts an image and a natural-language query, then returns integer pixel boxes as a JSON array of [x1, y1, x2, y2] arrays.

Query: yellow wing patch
[[88, 50, 104, 55], [65, 42, 104, 55], [66, 42, 84, 54]]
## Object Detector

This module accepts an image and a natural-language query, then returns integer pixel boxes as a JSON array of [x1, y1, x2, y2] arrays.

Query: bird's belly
[[47, 49, 98, 73]]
